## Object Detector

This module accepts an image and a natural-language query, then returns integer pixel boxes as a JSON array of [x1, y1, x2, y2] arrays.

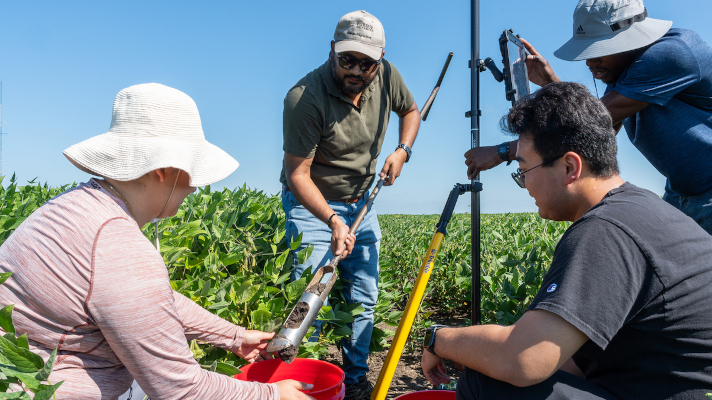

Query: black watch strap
[[498, 142, 513, 166], [397, 143, 412, 163], [424, 324, 449, 356]]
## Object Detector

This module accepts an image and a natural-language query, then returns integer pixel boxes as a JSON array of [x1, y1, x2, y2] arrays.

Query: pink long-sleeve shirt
[[0, 180, 279, 400]]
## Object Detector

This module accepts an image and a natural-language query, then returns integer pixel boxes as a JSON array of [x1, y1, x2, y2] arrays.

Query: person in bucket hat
[[464, 0, 712, 235], [280, 10, 421, 400], [0, 83, 313, 400]]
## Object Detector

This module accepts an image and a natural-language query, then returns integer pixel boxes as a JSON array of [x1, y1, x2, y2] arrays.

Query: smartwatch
[[423, 324, 449, 356], [397, 143, 412, 163], [497, 142, 513, 166]]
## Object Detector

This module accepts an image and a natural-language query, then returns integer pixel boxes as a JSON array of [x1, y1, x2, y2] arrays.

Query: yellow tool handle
[[371, 232, 445, 400]]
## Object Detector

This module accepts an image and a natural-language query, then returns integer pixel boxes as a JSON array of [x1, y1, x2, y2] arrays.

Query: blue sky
[[1, 0, 709, 214]]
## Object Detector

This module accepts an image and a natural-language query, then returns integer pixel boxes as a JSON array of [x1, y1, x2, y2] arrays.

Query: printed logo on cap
[[576, 25, 585, 34], [547, 284, 557, 293]]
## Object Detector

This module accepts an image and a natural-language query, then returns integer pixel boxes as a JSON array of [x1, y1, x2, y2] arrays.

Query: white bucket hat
[[333, 10, 385, 61], [64, 83, 239, 187], [554, 0, 672, 61]]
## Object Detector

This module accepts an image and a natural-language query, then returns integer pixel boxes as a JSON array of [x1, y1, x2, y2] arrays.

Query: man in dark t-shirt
[[421, 82, 712, 399]]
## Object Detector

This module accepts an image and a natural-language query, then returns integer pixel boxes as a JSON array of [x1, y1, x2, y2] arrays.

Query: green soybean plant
[[0, 272, 63, 398]]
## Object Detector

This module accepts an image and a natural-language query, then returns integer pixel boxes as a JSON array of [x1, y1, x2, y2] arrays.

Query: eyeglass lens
[[337, 54, 379, 73]]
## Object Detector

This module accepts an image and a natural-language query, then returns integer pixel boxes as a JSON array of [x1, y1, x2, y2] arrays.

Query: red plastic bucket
[[394, 390, 457, 400], [235, 358, 345, 400]]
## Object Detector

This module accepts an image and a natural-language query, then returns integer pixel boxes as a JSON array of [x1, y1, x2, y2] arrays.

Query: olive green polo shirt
[[279, 59, 414, 200]]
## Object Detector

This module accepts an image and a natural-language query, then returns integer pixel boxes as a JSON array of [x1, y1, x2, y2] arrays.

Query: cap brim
[[63, 132, 239, 187], [555, 18, 672, 61], [334, 40, 383, 61]]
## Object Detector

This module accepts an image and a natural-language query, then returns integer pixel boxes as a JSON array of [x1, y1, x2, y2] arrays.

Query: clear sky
[[1, 0, 709, 214]]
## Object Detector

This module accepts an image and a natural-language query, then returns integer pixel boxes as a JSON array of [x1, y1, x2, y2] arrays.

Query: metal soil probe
[[267, 178, 386, 363]]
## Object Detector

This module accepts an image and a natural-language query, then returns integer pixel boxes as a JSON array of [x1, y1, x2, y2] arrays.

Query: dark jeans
[[456, 368, 618, 400]]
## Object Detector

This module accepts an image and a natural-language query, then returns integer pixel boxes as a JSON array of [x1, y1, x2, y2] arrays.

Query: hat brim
[[554, 18, 672, 61], [334, 40, 383, 61], [63, 132, 239, 187]]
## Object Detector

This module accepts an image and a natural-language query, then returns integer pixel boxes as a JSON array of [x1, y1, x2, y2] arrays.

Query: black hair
[[501, 82, 619, 177]]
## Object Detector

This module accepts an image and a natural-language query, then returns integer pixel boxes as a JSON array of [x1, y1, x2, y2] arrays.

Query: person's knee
[[456, 368, 482, 400]]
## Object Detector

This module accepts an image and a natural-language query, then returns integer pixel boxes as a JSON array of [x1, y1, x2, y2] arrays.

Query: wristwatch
[[497, 142, 513, 166], [397, 143, 412, 163], [423, 324, 449, 356]]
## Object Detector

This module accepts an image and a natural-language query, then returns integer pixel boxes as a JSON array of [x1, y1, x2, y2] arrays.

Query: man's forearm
[[398, 105, 420, 148], [433, 310, 585, 387], [435, 325, 522, 385], [286, 173, 335, 225]]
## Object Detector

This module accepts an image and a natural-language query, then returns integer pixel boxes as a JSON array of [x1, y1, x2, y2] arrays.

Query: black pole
[[470, 0, 482, 325]]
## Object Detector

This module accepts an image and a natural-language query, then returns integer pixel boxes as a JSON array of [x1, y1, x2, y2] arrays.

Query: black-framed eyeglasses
[[511, 155, 564, 188], [336, 53, 382, 73]]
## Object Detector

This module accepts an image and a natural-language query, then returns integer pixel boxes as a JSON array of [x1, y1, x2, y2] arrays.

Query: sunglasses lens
[[511, 172, 525, 188], [360, 60, 376, 72], [338, 56, 355, 69], [338, 55, 378, 72]]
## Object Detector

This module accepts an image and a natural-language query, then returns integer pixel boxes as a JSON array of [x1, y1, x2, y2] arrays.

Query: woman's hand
[[276, 380, 315, 400], [421, 350, 451, 386], [236, 330, 275, 363]]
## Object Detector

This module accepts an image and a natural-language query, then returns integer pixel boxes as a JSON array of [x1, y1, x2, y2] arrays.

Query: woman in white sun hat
[[0, 83, 313, 400]]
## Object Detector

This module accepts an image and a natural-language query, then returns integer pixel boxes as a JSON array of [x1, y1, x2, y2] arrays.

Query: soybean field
[[0, 176, 570, 375]]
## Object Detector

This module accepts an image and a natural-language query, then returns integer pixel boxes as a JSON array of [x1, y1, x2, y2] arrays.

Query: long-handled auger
[[267, 179, 385, 363], [371, 182, 482, 400]]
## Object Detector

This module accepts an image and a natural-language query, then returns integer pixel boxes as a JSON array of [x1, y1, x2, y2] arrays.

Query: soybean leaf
[[235, 282, 252, 303], [0, 273, 12, 286], [263, 318, 283, 333], [215, 362, 242, 377], [347, 304, 365, 316], [35, 348, 56, 382], [251, 305, 271, 329], [0, 336, 43, 372], [290, 233, 302, 251], [334, 310, 354, 324], [0, 391, 31, 399], [0, 305, 15, 335], [285, 278, 307, 302], [30, 381, 63, 400], [208, 301, 230, 310], [0, 364, 42, 390], [15, 334, 28, 350]]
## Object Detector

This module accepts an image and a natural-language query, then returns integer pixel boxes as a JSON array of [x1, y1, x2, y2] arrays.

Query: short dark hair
[[501, 82, 619, 177]]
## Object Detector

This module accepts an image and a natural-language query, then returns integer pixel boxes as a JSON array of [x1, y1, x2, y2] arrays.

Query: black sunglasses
[[336, 53, 381, 73], [511, 155, 564, 188]]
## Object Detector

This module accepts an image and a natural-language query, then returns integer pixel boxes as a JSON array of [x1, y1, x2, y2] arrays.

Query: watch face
[[424, 329, 434, 348]]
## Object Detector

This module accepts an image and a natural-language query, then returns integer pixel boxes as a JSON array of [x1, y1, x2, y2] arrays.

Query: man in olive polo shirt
[[279, 10, 420, 399]]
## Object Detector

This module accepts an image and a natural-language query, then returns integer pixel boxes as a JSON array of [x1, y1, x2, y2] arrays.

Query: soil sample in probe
[[285, 301, 310, 329], [278, 345, 299, 363], [306, 283, 326, 296]]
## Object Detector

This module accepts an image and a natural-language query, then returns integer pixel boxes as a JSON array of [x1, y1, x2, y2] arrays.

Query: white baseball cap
[[333, 10, 385, 61], [64, 83, 239, 187], [555, 0, 672, 61]]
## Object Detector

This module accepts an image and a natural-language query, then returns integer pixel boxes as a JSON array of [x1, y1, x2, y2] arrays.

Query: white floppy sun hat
[[554, 0, 672, 61], [64, 83, 238, 187]]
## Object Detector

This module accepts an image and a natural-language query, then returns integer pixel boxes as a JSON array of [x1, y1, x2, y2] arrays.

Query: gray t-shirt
[[280, 59, 414, 200], [606, 28, 712, 196], [529, 183, 712, 399]]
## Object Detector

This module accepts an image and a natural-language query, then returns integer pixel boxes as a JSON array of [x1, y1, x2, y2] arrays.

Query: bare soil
[[323, 312, 467, 399], [285, 302, 310, 329], [307, 283, 327, 296]]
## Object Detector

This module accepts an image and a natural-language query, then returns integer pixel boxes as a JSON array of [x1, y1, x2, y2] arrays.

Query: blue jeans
[[281, 187, 381, 384], [663, 182, 712, 235]]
